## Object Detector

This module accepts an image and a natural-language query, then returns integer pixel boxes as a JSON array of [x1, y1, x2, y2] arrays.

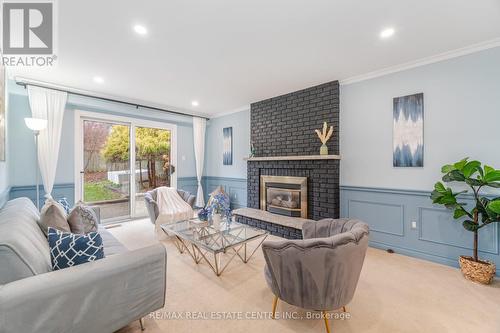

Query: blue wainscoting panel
[[10, 183, 76, 208], [347, 199, 404, 236], [418, 207, 497, 254], [341, 186, 500, 275], [202, 176, 247, 209], [177, 177, 199, 197]]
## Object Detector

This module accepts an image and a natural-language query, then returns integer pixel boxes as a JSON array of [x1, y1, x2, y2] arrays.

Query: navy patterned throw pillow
[[48, 227, 105, 270]]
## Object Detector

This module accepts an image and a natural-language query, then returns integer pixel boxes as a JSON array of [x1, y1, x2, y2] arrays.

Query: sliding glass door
[[82, 120, 131, 221], [134, 126, 172, 217], [75, 111, 177, 223]]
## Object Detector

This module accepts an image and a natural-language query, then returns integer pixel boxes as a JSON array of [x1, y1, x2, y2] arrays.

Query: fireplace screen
[[260, 176, 307, 218]]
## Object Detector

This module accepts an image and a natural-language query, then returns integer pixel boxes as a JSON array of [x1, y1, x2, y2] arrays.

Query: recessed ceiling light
[[93, 76, 104, 84], [133, 24, 148, 35], [380, 27, 395, 39], [191, 101, 199, 107]]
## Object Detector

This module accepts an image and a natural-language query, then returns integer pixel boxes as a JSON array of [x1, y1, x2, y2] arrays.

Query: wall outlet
[[411, 221, 417, 229]]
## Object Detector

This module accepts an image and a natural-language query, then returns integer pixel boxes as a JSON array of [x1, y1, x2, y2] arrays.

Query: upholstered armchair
[[144, 188, 196, 224], [262, 218, 369, 333]]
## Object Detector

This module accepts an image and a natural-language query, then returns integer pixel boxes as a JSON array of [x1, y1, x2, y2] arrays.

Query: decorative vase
[[212, 213, 222, 229], [459, 256, 496, 284], [320, 144, 328, 155]]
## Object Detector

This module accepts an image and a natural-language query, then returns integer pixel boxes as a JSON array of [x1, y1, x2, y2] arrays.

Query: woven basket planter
[[459, 256, 496, 284]]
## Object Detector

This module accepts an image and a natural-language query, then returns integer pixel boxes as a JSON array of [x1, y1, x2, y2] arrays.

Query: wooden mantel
[[244, 155, 341, 161]]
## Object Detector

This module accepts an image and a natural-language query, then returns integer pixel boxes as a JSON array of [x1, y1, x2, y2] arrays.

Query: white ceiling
[[8, 0, 500, 116]]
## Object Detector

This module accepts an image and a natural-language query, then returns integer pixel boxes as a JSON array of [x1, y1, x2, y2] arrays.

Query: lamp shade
[[24, 118, 48, 131]]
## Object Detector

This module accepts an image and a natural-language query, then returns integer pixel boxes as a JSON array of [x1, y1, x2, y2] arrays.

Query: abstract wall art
[[393, 93, 424, 167], [223, 126, 233, 165]]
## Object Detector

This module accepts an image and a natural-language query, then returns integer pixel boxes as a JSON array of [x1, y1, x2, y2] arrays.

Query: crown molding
[[210, 105, 250, 119], [340, 38, 500, 85]]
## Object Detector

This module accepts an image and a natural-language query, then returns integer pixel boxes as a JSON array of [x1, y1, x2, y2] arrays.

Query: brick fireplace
[[247, 158, 339, 220], [246, 80, 340, 220]]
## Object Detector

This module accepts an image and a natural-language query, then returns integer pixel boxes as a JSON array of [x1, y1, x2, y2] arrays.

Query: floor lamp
[[24, 118, 48, 210]]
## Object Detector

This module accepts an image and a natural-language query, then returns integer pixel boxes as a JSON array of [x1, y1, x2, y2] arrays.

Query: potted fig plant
[[431, 158, 500, 284]]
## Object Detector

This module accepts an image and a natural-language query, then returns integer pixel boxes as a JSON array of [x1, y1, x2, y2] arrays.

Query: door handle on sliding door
[[170, 165, 176, 174]]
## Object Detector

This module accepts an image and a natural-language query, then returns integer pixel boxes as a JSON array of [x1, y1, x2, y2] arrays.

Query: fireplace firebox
[[260, 175, 307, 218]]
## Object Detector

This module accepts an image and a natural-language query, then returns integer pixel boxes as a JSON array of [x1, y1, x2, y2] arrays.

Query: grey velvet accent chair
[[262, 218, 369, 333], [144, 188, 196, 224]]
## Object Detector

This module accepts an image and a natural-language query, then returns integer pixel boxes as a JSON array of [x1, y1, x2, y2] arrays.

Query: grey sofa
[[0, 197, 167, 333], [262, 218, 369, 333], [144, 188, 196, 224]]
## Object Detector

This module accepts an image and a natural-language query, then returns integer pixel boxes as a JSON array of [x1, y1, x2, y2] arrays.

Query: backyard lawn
[[84, 181, 124, 202]]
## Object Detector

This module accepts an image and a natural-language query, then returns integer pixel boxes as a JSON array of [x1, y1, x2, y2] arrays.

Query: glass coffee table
[[161, 218, 269, 276]]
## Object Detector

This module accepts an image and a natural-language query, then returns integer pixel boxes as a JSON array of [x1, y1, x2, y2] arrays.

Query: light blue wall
[[7, 80, 197, 204], [202, 109, 249, 208], [340, 47, 500, 273], [204, 109, 250, 179], [8, 92, 73, 186], [340, 46, 500, 190]]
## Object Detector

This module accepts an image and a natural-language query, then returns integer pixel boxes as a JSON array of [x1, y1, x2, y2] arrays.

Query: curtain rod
[[15, 78, 210, 120]]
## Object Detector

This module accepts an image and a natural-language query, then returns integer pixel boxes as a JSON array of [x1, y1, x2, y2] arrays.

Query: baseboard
[[369, 240, 500, 276]]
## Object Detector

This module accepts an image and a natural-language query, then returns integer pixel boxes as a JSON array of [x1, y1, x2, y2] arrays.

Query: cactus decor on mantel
[[315, 122, 334, 155]]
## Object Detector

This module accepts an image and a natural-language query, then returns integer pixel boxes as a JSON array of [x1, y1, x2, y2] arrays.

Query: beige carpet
[[111, 219, 500, 333]]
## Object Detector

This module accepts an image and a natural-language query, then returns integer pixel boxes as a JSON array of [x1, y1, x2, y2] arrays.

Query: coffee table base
[[172, 234, 268, 276]]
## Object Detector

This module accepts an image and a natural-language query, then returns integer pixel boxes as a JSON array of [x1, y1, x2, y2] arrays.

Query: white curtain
[[193, 117, 206, 207], [27, 86, 68, 200]]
